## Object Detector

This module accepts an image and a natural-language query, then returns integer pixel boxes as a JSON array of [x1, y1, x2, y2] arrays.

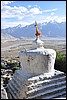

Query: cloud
[[1, 5, 42, 20], [1, 1, 12, 5], [53, 16, 66, 23], [43, 8, 58, 13], [29, 7, 42, 15], [1, 1, 14, 7], [34, 5, 38, 7], [51, 12, 55, 15], [2, 15, 66, 29], [1, 1, 66, 29], [1, 19, 34, 29], [28, 5, 31, 8], [31, 7, 56, 16], [1, 2, 58, 20], [1, 5, 28, 19], [43, 16, 66, 23]]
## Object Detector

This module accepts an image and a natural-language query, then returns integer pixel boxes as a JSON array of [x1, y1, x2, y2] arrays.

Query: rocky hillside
[[1, 32, 19, 43]]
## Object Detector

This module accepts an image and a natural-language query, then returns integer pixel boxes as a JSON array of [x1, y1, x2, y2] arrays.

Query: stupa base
[[7, 69, 66, 99]]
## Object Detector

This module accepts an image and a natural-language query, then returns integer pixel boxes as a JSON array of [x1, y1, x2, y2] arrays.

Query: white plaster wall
[[19, 48, 56, 74]]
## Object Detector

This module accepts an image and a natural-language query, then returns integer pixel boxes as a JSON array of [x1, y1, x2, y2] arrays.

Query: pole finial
[[34, 21, 41, 37], [34, 21, 38, 27]]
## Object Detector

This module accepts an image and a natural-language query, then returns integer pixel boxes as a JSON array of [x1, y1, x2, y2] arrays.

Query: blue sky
[[1, 1, 66, 29]]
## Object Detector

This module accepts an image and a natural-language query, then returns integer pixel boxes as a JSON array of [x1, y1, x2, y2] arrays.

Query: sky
[[1, 1, 66, 29]]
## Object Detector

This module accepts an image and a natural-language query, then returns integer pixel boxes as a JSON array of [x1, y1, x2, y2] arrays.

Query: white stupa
[[19, 21, 56, 75], [6, 21, 66, 99]]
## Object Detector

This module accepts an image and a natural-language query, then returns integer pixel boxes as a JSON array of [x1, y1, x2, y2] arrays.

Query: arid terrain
[[1, 38, 66, 59]]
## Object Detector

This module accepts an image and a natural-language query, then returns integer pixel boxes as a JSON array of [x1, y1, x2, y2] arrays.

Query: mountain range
[[1, 21, 66, 39], [1, 32, 18, 43]]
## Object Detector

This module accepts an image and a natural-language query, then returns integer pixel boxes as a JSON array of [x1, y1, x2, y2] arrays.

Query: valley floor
[[1, 38, 66, 58]]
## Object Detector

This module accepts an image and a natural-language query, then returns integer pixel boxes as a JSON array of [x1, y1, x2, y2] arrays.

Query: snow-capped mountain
[[1, 21, 66, 38]]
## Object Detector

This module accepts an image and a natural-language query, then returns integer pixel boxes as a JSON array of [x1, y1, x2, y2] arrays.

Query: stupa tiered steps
[[7, 69, 66, 99]]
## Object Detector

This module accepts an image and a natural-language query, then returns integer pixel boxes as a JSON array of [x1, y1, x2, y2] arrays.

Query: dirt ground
[[1, 39, 66, 59]]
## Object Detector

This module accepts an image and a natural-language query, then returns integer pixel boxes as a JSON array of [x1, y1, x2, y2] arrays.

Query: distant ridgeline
[[1, 21, 66, 38]]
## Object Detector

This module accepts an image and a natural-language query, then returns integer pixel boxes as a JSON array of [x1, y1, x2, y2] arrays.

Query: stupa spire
[[35, 21, 41, 37], [34, 21, 44, 48]]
